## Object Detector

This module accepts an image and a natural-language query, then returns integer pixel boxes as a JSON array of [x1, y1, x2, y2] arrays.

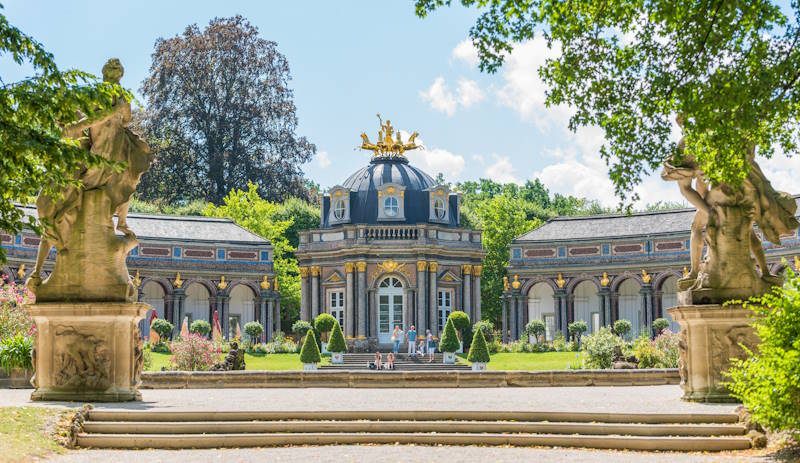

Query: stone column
[[428, 261, 438, 336], [345, 263, 355, 337], [265, 296, 273, 341], [416, 261, 427, 334], [516, 294, 524, 340], [274, 297, 281, 334], [310, 266, 321, 320], [501, 294, 509, 343], [462, 264, 472, 315], [599, 287, 610, 327], [357, 261, 367, 337], [555, 289, 568, 339], [219, 295, 229, 340], [299, 267, 309, 321], [171, 290, 186, 338], [641, 284, 653, 336], [473, 265, 482, 321]]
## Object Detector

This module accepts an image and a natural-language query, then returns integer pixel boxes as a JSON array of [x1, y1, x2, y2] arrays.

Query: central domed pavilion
[[296, 117, 485, 350]]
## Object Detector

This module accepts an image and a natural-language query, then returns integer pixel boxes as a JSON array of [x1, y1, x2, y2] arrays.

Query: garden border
[[141, 369, 679, 389]]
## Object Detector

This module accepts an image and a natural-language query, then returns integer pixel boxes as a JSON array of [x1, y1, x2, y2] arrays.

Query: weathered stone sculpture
[[210, 342, 246, 371], [26, 59, 154, 401], [663, 117, 799, 402]]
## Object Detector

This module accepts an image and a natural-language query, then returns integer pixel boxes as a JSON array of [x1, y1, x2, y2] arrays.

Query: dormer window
[[377, 183, 406, 221], [427, 186, 451, 223], [327, 186, 350, 224], [384, 196, 399, 217], [333, 199, 346, 220], [433, 198, 446, 219]]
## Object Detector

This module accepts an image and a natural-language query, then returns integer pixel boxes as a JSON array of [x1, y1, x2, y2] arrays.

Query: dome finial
[[359, 114, 422, 159]]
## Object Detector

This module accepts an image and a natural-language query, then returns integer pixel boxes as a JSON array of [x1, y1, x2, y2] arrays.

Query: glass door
[[378, 277, 404, 344]]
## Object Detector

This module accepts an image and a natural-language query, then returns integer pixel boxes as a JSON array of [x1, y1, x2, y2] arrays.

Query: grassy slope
[[147, 352, 331, 371], [0, 407, 67, 463]]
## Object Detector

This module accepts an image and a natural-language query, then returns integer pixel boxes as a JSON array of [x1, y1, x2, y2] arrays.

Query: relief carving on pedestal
[[132, 326, 143, 386], [53, 327, 111, 389], [677, 328, 688, 386], [709, 326, 760, 384]]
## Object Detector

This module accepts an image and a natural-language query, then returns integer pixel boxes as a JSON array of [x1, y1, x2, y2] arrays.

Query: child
[[386, 352, 395, 370], [417, 339, 425, 357]]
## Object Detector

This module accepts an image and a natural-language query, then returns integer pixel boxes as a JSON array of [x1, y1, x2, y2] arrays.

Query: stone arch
[[771, 262, 788, 276], [184, 281, 212, 326], [140, 279, 167, 338], [140, 276, 174, 296], [228, 283, 258, 338], [223, 279, 261, 298], [527, 282, 556, 341], [520, 276, 558, 294], [369, 271, 411, 290], [610, 271, 643, 293], [571, 280, 601, 334], [182, 278, 217, 298], [565, 275, 601, 295], [659, 274, 681, 333], [655, 270, 682, 291]]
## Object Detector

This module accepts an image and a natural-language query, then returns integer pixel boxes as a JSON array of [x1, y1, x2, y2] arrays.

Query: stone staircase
[[77, 409, 752, 452], [320, 352, 471, 371]]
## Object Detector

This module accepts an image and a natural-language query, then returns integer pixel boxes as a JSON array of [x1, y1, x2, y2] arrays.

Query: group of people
[[368, 325, 438, 370]]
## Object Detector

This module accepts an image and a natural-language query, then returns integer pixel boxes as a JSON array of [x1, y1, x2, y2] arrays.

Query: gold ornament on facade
[[299, 267, 309, 278], [217, 276, 228, 290], [511, 275, 521, 290], [473, 265, 482, 277], [345, 262, 355, 273], [641, 269, 651, 284], [462, 264, 473, 275], [334, 190, 343, 197], [556, 272, 566, 289], [133, 270, 141, 287], [359, 113, 422, 158], [173, 273, 183, 289], [378, 259, 407, 275], [274, 278, 279, 291], [310, 266, 321, 277], [683, 266, 689, 277], [416, 261, 427, 272], [795, 255, 800, 271], [428, 261, 438, 272], [260, 276, 270, 290], [328, 273, 342, 282], [356, 261, 367, 272], [16, 264, 25, 279], [503, 276, 510, 291], [600, 272, 609, 287]]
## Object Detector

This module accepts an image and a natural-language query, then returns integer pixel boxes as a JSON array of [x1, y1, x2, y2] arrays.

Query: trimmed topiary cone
[[327, 320, 346, 353], [300, 329, 321, 364], [467, 327, 490, 363], [439, 318, 460, 353]]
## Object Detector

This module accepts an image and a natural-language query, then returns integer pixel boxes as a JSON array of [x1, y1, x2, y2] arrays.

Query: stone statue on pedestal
[[26, 59, 154, 402], [662, 116, 799, 402]]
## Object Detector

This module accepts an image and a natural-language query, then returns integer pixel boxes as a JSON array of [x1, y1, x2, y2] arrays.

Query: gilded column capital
[[356, 261, 367, 272], [416, 261, 427, 272], [428, 261, 438, 272], [345, 262, 355, 273], [310, 266, 321, 277], [473, 265, 482, 277], [299, 267, 309, 278], [462, 264, 473, 275]]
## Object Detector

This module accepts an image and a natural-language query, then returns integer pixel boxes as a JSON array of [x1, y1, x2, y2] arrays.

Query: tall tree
[[139, 15, 315, 205], [0, 8, 128, 262], [416, 1, 800, 204]]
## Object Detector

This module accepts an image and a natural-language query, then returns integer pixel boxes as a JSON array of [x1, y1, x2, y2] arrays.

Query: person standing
[[426, 329, 435, 362], [407, 325, 417, 356], [391, 325, 402, 354]]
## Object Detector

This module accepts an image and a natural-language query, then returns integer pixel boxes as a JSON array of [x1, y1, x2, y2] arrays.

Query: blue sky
[[4, 1, 798, 206]]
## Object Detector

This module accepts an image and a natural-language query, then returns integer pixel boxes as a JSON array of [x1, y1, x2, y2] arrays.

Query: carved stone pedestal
[[28, 302, 149, 402], [668, 304, 759, 403]]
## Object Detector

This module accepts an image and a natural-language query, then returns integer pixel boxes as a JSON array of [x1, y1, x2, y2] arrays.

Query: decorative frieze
[[526, 248, 556, 258]]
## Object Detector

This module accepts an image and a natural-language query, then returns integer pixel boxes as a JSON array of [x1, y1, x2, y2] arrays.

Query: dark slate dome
[[321, 156, 460, 228]]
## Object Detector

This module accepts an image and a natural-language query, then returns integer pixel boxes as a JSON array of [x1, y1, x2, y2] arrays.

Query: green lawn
[[146, 352, 330, 371], [0, 407, 68, 463], [457, 352, 584, 370]]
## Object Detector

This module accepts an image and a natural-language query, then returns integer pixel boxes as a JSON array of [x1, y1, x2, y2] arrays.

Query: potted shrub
[[613, 319, 632, 340], [652, 318, 670, 336], [300, 329, 321, 370], [525, 319, 546, 345], [327, 320, 346, 364], [151, 318, 175, 343], [448, 311, 470, 353], [439, 318, 460, 364], [244, 321, 264, 349], [468, 328, 490, 371], [0, 333, 33, 388], [190, 319, 212, 338], [314, 313, 337, 354], [568, 320, 588, 347]]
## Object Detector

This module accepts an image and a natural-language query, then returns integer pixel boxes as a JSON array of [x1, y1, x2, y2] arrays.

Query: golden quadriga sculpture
[[662, 117, 799, 402], [26, 59, 154, 401]]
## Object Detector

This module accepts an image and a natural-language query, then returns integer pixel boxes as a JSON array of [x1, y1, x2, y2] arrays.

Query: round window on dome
[[434, 198, 446, 219], [333, 199, 346, 220], [383, 196, 399, 217]]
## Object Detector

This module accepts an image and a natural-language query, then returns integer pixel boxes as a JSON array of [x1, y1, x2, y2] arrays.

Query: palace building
[[295, 117, 485, 350], [2, 206, 277, 341], [503, 197, 800, 343]]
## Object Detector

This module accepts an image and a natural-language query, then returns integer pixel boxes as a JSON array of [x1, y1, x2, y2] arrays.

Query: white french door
[[378, 277, 404, 344]]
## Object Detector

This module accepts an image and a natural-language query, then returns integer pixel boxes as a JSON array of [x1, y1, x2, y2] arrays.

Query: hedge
[[300, 329, 321, 364], [439, 318, 460, 353], [327, 319, 347, 353], [467, 328, 490, 363]]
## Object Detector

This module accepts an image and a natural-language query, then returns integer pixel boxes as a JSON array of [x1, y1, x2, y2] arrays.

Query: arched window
[[379, 276, 403, 288], [383, 196, 399, 217], [434, 198, 446, 219], [333, 199, 346, 220]]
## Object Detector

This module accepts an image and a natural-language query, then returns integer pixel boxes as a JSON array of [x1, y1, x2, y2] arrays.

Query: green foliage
[[150, 319, 174, 340], [203, 183, 301, 326], [299, 329, 321, 364], [652, 318, 670, 335], [614, 319, 633, 339], [314, 313, 337, 335], [634, 331, 680, 369], [473, 320, 494, 342], [447, 311, 471, 336], [525, 319, 546, 343], [0, 333, 33, 372], [291, 320, 312, 336], [0, 9, 131, 261], [168, 333, 220, 371], [129, 198, 208, 216], [272, 197, 321, 249], [582, 327, 624, 369], [189, 320, 211, 337], [467, 328, 491, 363], [728, 267, 800, 436], [327, 320, 346, 353], [243, 321, 263, 343], [439, 318, 461, 353], [142, 346, 152, 371], [568, 320, 588, 341], [0, 278, 35, 339]]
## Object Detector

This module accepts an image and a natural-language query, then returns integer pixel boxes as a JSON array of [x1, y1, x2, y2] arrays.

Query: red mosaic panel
[[184, 249, 214, 259], [613, 243, 643, 253], [22, 236, 40, 247], [228, 250, 258, 260], [525, 248, 556, 258], [656, 241, 683, 251], [0, 234, 11, 243], [569, 246, 600, 256], [140, 247, 170, 257]]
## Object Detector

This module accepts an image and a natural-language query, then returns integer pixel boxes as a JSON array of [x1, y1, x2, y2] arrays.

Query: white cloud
[[317, 150, 331, 168], [486, 154, 519, 184], [401, 131, 466, 181], [420, 76, 483, 116], [452, 39, 479, 68], [761, 153, 800, 195]]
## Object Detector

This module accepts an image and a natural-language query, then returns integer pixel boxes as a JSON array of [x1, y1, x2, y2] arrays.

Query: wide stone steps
[[320, 353, 471, 371], [77, 409, 751, 452]]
